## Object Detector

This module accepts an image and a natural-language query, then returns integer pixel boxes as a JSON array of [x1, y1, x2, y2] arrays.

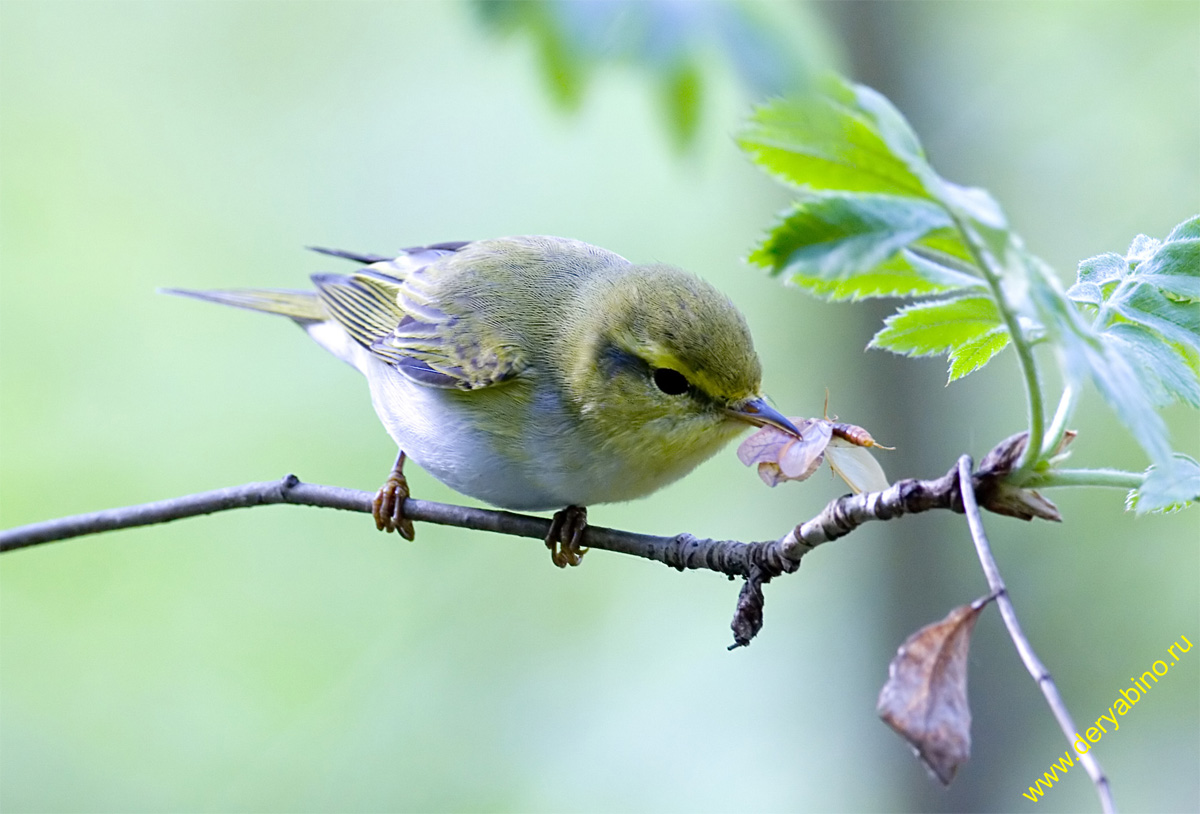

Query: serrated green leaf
[[1128, 454, 1200, 514], [1166, 214, 1200, 242], [751, 193, 953, 278], [1103, 323, 1200, 408], [869, 295, 1002, 358], [919, 227, 974, 261], [1025, 253, 1079, 342], [901, 246, 986, 290], [739, 80, 933, 199], [1112, 282, 1200, 351], [939, 181, 1008, 231], [787, 251, 980, 302], [1126, 234, 1161, 265], [1061, 328, 1174, 467], [846, 82, 930, 180], [947, 326, 1010, 382], [1076, 252, 1127, 286], [1042, 243, 1179, 469], [1134, 239, 1200, 300], [1066, 281, 1104, 305]]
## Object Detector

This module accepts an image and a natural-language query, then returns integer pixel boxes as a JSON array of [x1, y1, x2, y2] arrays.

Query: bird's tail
[[161, 287, 325, 323]]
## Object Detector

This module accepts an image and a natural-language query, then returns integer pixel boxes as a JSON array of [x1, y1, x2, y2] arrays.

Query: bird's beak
[[726, 397, 803, 438]]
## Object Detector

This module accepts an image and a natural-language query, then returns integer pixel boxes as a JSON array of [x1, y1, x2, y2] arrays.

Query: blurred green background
[[1, 2, 1196, 812]]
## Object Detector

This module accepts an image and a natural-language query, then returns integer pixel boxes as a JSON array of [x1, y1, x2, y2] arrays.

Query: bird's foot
[[373, 452, 415, 541], [546, 505, 588, 568]]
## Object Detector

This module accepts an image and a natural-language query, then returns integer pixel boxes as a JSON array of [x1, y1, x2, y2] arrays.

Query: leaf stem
[[1022, 468, 1144, 490], [949, 212, 1045, 479], [1039, 383, 1077, 459]]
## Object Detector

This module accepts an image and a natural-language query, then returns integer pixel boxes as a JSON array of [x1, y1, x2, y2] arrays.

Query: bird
[[165, 236, 800, 567]]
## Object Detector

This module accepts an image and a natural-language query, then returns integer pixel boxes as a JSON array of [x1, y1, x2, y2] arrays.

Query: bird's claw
[[546, 505, 588, 568], [373, 471, 415, 541]]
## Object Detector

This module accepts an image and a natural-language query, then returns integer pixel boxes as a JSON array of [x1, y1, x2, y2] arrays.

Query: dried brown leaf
[[877, 595, 993, 785]]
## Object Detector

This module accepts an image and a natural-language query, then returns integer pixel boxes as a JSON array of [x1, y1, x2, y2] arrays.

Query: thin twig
[[956, 456, 1116, 814], [0, 474, 762, 576], [1, 440, 1063, 649]]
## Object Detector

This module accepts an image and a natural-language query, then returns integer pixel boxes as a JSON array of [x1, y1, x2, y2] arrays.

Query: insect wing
[[826, 437, 890, 494]]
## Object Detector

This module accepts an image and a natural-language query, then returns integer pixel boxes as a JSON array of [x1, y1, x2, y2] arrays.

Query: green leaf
[[749, 193, 984, 302], [1065, 215, 1200, 433], [1166, 214, 1200, 242], [1076, 252, 1127, 286], [938, 181, 1008, 231], [1066, 281, 1104, 306], [1036, 245, 1179, 470], [739, 79, 934, 199], [1103, 323, 1200, 408], [786, 251, 979, 302], [1111, 282, 1200, 351], [1068, 253, 1128, 305], [947, 327, 1010, 382], [752, 193, 953, 278], [900, 246, 986, 290], [869, 295, 1003, 358], [1127, 454, 1200, 514], [1062, 328, 1174, 466], [1134, 239, 1200, 300], [1126, 234, 1161, 265], [846, 83, 931, 183]]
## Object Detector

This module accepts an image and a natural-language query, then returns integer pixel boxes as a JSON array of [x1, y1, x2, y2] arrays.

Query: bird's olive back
[[421, 236, 762, 418]]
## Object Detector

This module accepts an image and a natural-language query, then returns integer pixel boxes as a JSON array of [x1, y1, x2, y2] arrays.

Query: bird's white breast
[[307, 320, 589, 510]]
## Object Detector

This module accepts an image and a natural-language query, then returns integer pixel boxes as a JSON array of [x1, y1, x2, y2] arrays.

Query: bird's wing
[[311, 242, 526, 391]]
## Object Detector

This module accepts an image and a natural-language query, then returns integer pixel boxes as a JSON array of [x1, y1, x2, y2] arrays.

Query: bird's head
[[563, 263, 798, 473]]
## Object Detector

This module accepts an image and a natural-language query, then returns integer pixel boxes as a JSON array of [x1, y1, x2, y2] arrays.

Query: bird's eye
[[653, 368, 690, 396]]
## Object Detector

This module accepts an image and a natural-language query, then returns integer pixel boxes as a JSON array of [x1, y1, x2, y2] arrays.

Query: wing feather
[[311, 241, 526, 390]]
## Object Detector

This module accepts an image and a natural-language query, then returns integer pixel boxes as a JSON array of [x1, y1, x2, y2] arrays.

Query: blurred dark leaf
[[474, 0, 821, 147], [878, 596, 993, 786], [662, 60, 702, 148]]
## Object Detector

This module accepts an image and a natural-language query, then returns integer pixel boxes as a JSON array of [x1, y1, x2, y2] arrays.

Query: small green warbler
[[167, 236, 799, 566]]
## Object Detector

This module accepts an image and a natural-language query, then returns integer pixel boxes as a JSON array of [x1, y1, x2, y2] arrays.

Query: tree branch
[[955, 456, 1116, 814], [3, 443, 1105, 799], [1, 433, 1060, 650], [0, 473, 768, 575]]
